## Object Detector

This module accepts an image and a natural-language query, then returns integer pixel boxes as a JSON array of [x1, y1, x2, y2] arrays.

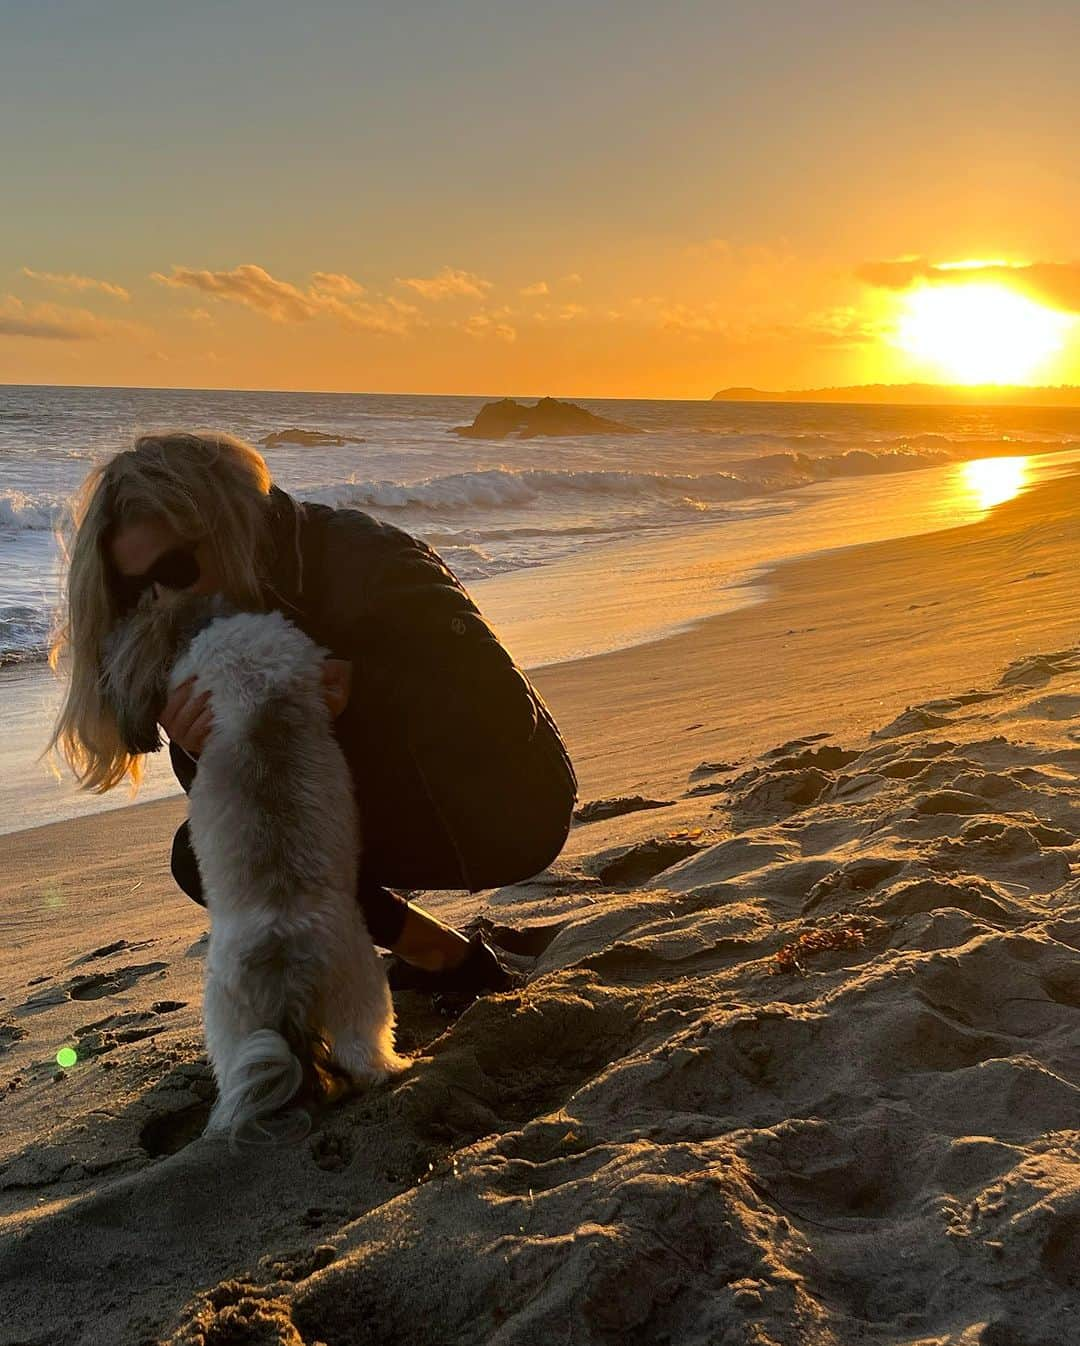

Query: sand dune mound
[[4, 648, 1080, 1344]]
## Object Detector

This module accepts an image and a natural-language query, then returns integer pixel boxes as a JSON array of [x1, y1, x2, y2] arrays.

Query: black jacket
[[170, 485, 578, 891]]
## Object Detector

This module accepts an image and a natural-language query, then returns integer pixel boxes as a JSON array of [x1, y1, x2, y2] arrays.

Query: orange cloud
[[647, 297, 878, 348], [311, 271, 367, 297], [398, 266, 492, 300], [462, 312, 516, 342], [0, 296, 134, 340], [152, 263, 413, 333], [531, 302, 587, 323], [857, 257, 1080, 312], [520, 280, 549, 296], [21, 268, 130, 301], [785, 306, 882, 348], [153, 263, 329, 321]]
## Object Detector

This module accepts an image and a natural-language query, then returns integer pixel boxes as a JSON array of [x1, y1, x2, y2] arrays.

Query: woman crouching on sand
[[44, 430, 578, 1004]]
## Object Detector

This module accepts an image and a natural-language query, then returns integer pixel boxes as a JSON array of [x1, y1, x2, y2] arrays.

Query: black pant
[[169, 714, 576, 949], [170, 820, 412, 948]]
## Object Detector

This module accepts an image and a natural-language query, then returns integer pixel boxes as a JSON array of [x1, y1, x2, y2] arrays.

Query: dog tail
[[209, 1028, 312, 1156]]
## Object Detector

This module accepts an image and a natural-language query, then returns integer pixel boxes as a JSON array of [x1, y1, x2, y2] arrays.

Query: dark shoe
[[385, 932, 525, 997]]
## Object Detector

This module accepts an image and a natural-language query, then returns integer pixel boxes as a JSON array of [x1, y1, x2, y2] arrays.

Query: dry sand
[[2, 471, 1080, 1345]]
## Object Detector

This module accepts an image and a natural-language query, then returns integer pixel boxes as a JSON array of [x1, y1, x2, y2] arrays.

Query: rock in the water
[[258, 428, 365, 448], [452, 397, 642, 439]]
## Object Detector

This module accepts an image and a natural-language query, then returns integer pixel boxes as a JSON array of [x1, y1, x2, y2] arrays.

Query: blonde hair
[[43, 430, 277, 793]]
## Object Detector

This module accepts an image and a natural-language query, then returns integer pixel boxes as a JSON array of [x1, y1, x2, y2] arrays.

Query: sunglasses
[[112, 546, 201, 612]]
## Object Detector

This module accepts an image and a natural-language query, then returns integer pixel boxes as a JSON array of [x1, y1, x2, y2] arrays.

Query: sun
[[891, 282, 1071, 384]]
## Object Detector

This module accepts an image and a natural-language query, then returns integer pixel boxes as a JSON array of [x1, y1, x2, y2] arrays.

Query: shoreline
[[532, 462, 1080, 800]]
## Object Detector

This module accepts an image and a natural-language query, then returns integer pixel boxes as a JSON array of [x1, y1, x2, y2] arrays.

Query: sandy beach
[[3, 468, 1080, 1345]]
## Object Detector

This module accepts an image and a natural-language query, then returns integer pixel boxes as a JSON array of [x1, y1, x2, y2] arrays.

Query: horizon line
[[4, 378, 1080, 409]]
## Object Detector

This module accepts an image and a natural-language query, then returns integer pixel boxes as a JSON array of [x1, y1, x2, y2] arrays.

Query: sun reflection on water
[[957, 456, 1029, 512]]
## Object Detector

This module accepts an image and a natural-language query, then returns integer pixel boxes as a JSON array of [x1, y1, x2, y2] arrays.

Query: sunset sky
[[3, 1, 1079, 398]]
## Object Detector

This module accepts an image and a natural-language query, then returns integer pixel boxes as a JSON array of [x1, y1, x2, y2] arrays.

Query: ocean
[[3, 383, 1080, 835]]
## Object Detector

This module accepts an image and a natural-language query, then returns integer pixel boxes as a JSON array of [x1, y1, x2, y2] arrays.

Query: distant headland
[[712, 384, 1080, 408]]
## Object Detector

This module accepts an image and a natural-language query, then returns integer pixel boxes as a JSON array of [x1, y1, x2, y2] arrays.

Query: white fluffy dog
[[100, 591, 411, 1154]]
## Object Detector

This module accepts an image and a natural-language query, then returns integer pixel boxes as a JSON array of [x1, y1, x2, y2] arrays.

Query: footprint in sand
[[918, 691, 1001, 713], [72, 1001, 188, 1061], [872, 738, 958, 769], [766, 745, 860, 773], [870, 755, 938, 780], [68, 963, 170, 1002], [573, 796, 674, 824], [1018, 693, 1080, 721], [871, 877, 1017, 925], [139, 1100, 213, 1158], [931, 822, 1074, 890], [950, 819, 1073, 856], [726, 768, 833, 824], [742, 1115, 908, 1221], [590, 836, 707, 887], [72, 938, 155, 965], [131, 1058, 221, 1157], [573, 934, 758, 986], [913, 789, 989, 816], [1039, 964, 1080, 1011], [828, 772, 888, 802], [1040, 1210, 1080, 1291], [763, 732, 833, 759], [467, 919, 569, 957], [16, 962, 169, 1015], [999, 649, 1080, 689], [881, 997, 1011, 1075], [393, 991, 640, 1145], [802, 857, 907, 913], [872, 707, 954, 740], [942, 770, 1017, 800], [688, 759, 741, 779], [306, 1130, 354, 1173], [258, 1245, 339, 1283], [17, 985, 69, 1011], [1, 1021, 29, 1054]]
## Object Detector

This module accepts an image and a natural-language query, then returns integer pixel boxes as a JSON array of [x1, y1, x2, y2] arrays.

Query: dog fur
[[100, 590, 411, 1154]]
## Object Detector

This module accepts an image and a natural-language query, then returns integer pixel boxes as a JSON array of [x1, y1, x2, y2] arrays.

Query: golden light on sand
[[958, 456, 1029, 511], [893, 283, 1071, 384]]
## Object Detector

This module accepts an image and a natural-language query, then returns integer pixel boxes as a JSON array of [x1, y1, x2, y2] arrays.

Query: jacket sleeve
[[169, 739, 199, 794]]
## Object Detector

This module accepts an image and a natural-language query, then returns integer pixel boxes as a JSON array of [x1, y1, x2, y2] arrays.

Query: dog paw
[[349, 1054, 412, 1087]]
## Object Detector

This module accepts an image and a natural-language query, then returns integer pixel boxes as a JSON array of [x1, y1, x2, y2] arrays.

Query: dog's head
[[100, 590, 236, 754]]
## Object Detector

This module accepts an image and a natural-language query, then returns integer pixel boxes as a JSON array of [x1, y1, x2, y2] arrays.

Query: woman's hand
[[322, 658, 353, 718], [159, 676, 214, 759], [158, 659, 350, 761]]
